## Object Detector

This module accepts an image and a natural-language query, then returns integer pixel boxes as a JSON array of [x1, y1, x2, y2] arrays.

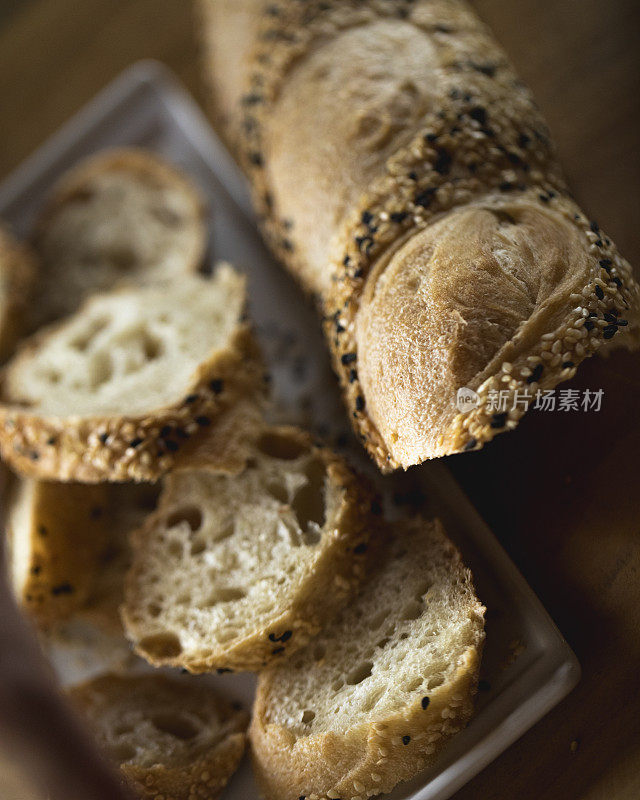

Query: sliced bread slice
[[31, 148, 207, 328], [6, 478, 158, 631], [122, 426, 376, 672], [250, 517, 485, 800], [0, 226, 37, 362], [68, 673, 248, 800], [0, 264, 265, 481]]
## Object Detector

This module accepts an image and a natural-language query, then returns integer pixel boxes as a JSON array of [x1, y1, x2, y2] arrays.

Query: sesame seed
[[353, 542, 368, 554], [129, 437, 143, 448], [185, 393, 198, 404], [463, 437, 477, 451], [98, 432, 109, 444], [195, 416, 211, 427], [402, 735, 411, 745], [422, 696, 430, 709], [355, 395, 365, 412], [526, 364, 543, 384], [595, 285, 605, 300], [51, 583, 74, 596], [341, 352, 357, 365]]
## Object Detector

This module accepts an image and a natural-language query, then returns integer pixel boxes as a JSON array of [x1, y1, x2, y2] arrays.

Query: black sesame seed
[[518, 133, 531, 148], [589, 311, 598, 317], [603, 325, 618, 339], [617, 319, 629, 326], [348, 368, 358, 383], [499, 181, 513, 192], [471, 61, 496, 77], [390, 211, 408, 223], [164, 439, 179, 452], [612, 277, 623, 288], [491, 413, 507, 429], [361, 210, 373, 226], [590, 221, 600, 234], [47, 435, 57, 446], [249, 152, 263, 167], [355, 235, 374, 254], [160, 425, 172, 438], [242, 92, 263, 106], [281, 238, 294, 252], [185, 393, 199, 404], [402, 735, 411, 745], [216, 668, 234, 674], [433, 147, 452, 174], [421, 696, 430, 710], [272, 646, 285, 655], [469, 106, 487, 126], [604, 312, 618, 323], [595, 239, 603, 248], [353, 542, 368, 554], [268, 633, 278, 642], [562, 361, 574, 369], [415, 187, 437, 208], [51, 583, 74, 596], [526, 364, 543, 384], [355, 395, 365, 412], [408, 170, 418, 181], [463, 437, 477, 451], [353, 268, 364, 279], [31, 566, 41, 576], [98, 432, 109, 444], [599, 259, 612, 272], [343, 255, 351, 266], [210, 379, 224, 394], [30, 451, 39, 461], [195, 416, 211, 427], [425, 132, 438, 142], [538, 193, 549, 203], [595, 285, 605, 300], [37, 525, 47, 537], [341, 352, 357, 365], [129, 437, 143, 449], [584, 319, 595, 331]]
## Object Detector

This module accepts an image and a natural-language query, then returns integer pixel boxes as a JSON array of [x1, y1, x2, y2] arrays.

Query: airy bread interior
[[1, 266, 245, 417], [257, 518, 484, 737], [68, 673, 247, 771], [32, 148, 206, 326], [123, 427, 368, 670]]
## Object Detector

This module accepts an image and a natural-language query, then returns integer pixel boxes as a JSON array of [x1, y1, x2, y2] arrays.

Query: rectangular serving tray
[[0, 61, 580, 800]]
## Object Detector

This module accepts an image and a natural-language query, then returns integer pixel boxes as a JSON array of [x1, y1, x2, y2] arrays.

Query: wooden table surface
[[0, 2, 638, 799]]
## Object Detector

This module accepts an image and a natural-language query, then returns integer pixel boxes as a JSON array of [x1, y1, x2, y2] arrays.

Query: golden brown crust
[[7, 480, 111, 628], [204, 0, 640, 470], [69, 673, 248, 800], [123, 424, 378, 672], [0, 226, 37, 363], [251, 647, 480, 800], [0, 324, 266, 482]]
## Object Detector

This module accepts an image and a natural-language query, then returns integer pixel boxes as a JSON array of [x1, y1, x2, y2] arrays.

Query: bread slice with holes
[[250, 517, 485, 800], [122, 425, 376, 672], [0, 226, 37, 362], [6, 478, 158, 631], [0, 264, 265, 481], [30, 148, 207, 329], [68, 673, 248, 800]]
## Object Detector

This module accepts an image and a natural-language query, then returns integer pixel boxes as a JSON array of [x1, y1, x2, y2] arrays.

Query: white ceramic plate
[[0, 61, 580, 800]]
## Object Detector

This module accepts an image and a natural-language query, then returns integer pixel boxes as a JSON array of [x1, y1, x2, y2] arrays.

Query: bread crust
[[0, 323, 266, 482], [204, 0, 640, 470], [0, 226, 37, 363], [69, 673, 248, 800], [123, 425, 378, 672]]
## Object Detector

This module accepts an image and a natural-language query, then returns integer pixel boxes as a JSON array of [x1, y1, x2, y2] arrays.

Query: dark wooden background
[[0, 1, 639, 798]]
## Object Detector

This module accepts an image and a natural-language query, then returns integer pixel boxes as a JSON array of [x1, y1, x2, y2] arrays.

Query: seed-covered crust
[[123, 425, 378, 672], [69, 673, 248, 800], [0, 323, 266, 482], [204, 0, 640, 471], [0, 226, 37, 363]]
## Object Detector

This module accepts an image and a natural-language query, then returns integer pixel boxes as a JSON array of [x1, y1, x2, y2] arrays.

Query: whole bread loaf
[[200, 0, 640, 471]]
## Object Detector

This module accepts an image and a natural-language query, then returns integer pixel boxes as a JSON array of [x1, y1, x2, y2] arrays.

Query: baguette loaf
[[31, 148, 207, 328], [0, 226, 37, 363], [123, 426, 376, 672], [6, 478, 158, 631], [250, 516, 485, 800], [68, 673, 248, 800], [0, 265, 265, 481], [201, 0, 640, 471]]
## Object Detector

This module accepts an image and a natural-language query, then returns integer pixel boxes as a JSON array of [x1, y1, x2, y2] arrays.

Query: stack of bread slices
[[1, 148, 485, 800]]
